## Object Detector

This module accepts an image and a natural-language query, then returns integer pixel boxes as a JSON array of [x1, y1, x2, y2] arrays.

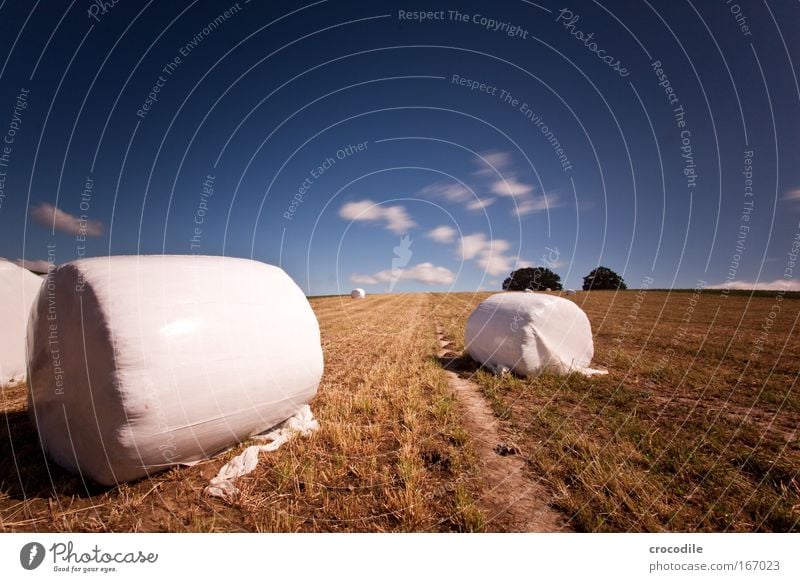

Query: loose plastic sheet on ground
[[205, 404, 319, 499]]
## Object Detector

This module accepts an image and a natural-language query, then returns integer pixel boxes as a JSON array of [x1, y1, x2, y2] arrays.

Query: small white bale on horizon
[[27, 255, 323, 486], [0, 261, 44, 386], [566, 289, 577, 295], [350, 288, 366, 299], [465, 292, 606, 377]]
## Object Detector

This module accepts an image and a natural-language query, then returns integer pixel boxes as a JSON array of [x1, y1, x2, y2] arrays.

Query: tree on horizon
[[502, 267, 563, 291], [582, 266, 627, 290]]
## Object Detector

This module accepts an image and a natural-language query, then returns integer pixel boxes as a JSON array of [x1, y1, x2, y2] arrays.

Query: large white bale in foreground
[[27, 255, 323, 486], [0, 261, 44, 385], [465, 292, 603, 376], [350, 288, 365, 299]]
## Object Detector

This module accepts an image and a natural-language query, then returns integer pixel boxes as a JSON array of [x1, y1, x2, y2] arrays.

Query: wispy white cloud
[[339, 199, 416, 234], [426, 225, 457, 244], [490, 177, 534, 197], [478, 151, 561, 217], [351, 262, 455, 286], [417, 181, 472, 203], [472, 151, 514, 176], [30, 202, 104, 236], [416, 180, 496, 213], [514, 194, 560, 216], [707, 279, 800, 291], [416, 151, 560, 218], [477, 250, 515, 276], [459, 233, 493, 260], [466, 197, 495, 211], [457, 233, 517, 276], [487, 168, 560, 216], [783, 188, 800, 201]]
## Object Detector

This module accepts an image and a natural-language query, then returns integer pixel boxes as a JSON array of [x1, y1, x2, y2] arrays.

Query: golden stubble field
[[1, 290, 798, 531]]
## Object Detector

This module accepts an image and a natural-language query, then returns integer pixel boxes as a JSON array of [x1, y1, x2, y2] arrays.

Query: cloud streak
[[30, 202, 104, 237], [513, 195, 559, 216], [458, 232, 516, 275], [490, 177, 534, 197], [466, 197, 495, 211], [472, 151, 514, 177], [426, 225, 457, 244], [416, 180, 498, 214], [339, 199, 416, 234], [417, 151, 560, 217], [707, 279, 800, 292], [417, 181, 472, 204], [479, 150, 561, 216], [351, 262, 455, 286]]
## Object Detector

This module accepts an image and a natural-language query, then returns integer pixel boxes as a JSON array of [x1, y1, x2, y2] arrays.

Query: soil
[[434, 324, 570, 532]]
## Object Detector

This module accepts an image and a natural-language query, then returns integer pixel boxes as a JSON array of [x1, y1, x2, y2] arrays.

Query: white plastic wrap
[[27, 255, 323, 486], [0, 261, 43, 386], [465, 292, 605, 376], [350, 288, 365, 299], [205, 404, 319, 499]]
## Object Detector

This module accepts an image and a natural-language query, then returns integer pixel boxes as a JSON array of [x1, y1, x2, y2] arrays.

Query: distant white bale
[[566, 289, 577, 295], [524, 288, 534, 293], [0, 261, 44, 385], [465, 293, 605, 376], [27, 255, 323, 486], [350, 288, 366, 299], [545, 288, 552, 292]]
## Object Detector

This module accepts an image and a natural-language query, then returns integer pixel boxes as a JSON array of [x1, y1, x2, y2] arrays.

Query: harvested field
[[1, 294, 487, 532], [433, 290, 800, 532], [1, 290, 798, 531]]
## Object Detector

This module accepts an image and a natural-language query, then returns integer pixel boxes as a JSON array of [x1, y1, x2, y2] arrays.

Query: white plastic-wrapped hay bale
[[0, 261, 44, 385], [566, 289, 577, 296], [465, 292, 605, 376], [350, 288, 365, 299], [27, 255, 323, 486]]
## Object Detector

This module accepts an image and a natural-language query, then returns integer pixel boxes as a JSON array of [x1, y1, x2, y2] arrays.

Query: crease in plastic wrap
[[0, 261, 43, 386], [465, 292, 607, 377], [26, 255, 323, 486]]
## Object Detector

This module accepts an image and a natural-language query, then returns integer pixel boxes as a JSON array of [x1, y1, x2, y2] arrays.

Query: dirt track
[[434, 323, 569, 532]]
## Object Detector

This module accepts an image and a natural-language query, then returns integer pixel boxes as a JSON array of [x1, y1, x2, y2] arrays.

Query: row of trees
[[502, 266, 627, 291]]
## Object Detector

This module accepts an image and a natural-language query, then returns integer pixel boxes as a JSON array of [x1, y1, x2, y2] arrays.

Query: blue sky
[[1, 0, 799, 294]]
